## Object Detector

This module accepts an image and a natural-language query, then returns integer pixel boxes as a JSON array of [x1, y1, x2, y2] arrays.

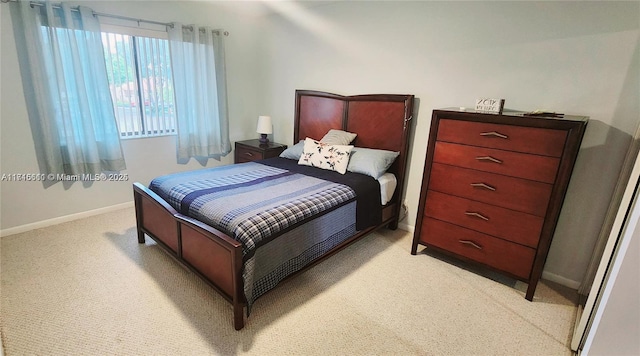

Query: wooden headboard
[[294, 90, 415, 227]]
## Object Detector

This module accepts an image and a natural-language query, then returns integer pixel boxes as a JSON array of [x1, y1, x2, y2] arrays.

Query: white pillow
[[320, 129, 357, 145], [298, 138, 353, 174]]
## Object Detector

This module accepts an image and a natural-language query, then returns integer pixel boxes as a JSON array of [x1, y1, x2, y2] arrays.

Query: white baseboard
[[0, 201, 134, 237], [542, 270, 581, 290], [398, 222, 415, 233]]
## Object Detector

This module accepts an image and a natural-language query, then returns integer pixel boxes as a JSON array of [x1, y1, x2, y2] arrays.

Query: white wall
[[256, 1, 640, 287], [0, 1, 266, 231]]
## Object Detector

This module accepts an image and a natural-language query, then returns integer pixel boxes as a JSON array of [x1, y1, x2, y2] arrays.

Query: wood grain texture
[[433, 141, 560, 184], [420, 217, 536, 280], [437, 118, 567, 157], [296, 95, 345, 142], [429, 163, 553, 217], [424, 190, 544, 248], [412, 108, 587, 301]]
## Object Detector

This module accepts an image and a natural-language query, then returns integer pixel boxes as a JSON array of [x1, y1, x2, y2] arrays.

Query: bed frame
[[133, 90, 415, 330]]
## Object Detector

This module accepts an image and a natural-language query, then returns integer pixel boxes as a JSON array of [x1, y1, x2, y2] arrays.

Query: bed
[[133, 90, 415, 330]]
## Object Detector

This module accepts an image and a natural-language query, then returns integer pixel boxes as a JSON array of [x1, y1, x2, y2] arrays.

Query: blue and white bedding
[[149, 157, 382, 309]]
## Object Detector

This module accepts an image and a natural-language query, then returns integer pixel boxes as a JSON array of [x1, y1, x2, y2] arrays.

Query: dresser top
[[437, 108, 589, 123]]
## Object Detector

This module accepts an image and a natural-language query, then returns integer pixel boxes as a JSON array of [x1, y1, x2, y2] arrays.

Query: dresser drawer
[[433, 141, 560, 184], [420, 217, 536, 280], [235, 140, 287, 163], [429, 163, 553, 217], [235, 145, 264, 163], [424, 190, 543, 248], [437, 119, 567, 157]]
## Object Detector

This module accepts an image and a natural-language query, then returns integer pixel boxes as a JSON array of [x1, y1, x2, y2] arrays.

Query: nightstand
[[234, 139, 287, 163]]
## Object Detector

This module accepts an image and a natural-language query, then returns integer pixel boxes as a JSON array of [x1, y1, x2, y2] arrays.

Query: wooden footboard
[[133, 183, 246, 330], [133, 182, 395, 330]]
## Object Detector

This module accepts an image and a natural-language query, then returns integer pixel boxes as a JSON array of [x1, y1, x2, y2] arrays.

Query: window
[[101, 31, 175, 138], [14, 1, 228, 172]]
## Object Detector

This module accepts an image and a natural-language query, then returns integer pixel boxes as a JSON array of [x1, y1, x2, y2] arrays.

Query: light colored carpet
[[1, 207, 577, 355]]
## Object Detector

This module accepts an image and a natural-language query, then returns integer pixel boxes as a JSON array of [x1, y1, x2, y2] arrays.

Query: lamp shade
[[256, 115, 273, 134]]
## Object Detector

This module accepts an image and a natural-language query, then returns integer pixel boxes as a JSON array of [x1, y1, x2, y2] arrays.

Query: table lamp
[[256, 115, 272, 144]]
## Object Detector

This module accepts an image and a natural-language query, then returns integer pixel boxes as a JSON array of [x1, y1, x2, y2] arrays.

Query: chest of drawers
[[411, 109, 587, 300]]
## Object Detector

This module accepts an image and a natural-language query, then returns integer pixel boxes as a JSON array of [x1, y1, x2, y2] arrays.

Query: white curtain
[[168, 23, 230, 164], [12, 1, 126, 177]]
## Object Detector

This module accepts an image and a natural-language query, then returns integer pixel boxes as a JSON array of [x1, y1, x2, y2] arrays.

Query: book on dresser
[[411, 108, 587, 300]]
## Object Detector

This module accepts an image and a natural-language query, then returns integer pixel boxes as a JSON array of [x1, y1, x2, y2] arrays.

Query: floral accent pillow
[[298, 138, 353, 174]]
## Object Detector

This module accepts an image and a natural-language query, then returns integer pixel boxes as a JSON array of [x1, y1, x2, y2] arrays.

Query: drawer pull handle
[[244, 152, 254, 156], [475, 156, 502, 164], [465, 211, 489, 221], [459, 240, 483, 250], [480, 131, 508, 139], [470, 182, 496, 191]]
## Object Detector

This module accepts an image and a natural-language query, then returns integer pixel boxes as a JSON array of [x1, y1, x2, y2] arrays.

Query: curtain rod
[[1, 0, 229, 36]]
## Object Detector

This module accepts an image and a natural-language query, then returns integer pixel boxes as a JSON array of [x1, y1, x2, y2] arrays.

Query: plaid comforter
[[150, 161, 358, 258], [149, 158, 382, 309]]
